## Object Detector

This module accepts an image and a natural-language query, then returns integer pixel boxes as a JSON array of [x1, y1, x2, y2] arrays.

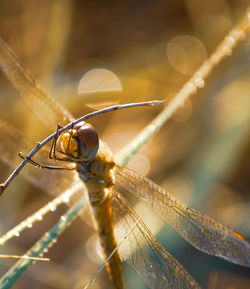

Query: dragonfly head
[[61, 121, 99, 162]]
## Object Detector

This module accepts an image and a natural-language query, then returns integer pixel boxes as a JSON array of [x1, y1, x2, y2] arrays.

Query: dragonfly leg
[[18, 152, 75, 170], [65, 125, 74, 156], [49, 124, 62, 160], [49, 147, 76, 163], [49, 123, 76, 163]]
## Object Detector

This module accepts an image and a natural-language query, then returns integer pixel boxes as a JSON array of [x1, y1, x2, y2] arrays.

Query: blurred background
[[0, 0, 249, 288]]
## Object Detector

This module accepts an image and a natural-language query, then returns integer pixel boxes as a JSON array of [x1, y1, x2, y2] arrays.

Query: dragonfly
[[0, 38, 249, 289]]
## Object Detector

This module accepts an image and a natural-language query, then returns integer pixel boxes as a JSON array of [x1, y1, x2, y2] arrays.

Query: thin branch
[[0, 100, 162, 195]]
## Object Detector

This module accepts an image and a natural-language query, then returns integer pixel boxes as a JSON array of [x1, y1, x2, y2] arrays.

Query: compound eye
[[75, 122, 99, 161]]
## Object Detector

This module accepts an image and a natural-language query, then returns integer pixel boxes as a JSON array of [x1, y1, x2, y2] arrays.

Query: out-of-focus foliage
[[0, 1, 249, 288]]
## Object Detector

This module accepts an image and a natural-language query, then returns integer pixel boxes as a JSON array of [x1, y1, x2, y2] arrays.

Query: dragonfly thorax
[[77, 141, 115, 205]]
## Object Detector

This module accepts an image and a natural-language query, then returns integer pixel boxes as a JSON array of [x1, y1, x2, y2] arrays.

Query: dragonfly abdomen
[[91, 192, 124, 289]]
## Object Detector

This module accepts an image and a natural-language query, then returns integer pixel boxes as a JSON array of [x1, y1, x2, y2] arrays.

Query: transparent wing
[[111, 189, 201, 289], [0, 38, 74, 129], [115, 165, 250, 267]]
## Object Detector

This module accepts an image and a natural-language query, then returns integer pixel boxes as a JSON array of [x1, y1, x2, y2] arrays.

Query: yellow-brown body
[[77, 142, 124, 289]]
